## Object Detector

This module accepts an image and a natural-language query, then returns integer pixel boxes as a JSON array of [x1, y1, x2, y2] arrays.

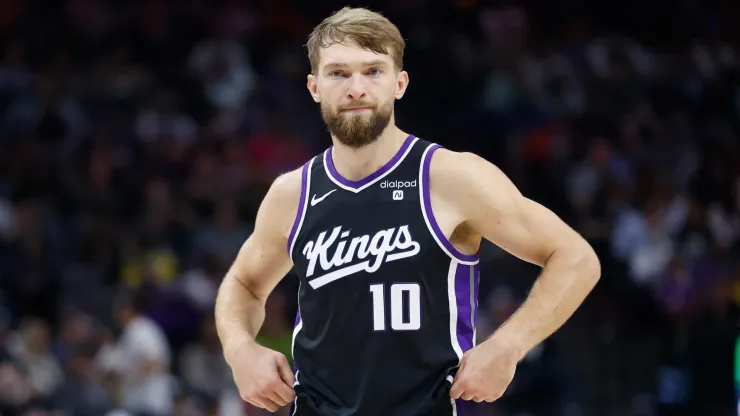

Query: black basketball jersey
[[287, 135, 483, 416]]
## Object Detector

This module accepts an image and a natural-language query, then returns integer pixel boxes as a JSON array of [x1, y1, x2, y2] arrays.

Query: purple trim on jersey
[[473, 263, 480, 331], [422, 145, 479, 262], [456, 400, 482, 416], [455, 263, 475, 353], [293, 310, 301, 373], [325, 134, 415, 189], [287, 161, 310, 253]]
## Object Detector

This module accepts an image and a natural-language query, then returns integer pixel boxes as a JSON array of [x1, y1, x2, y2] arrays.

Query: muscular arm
[[215, 169, 302, 363], [431, 150, 601, 358]]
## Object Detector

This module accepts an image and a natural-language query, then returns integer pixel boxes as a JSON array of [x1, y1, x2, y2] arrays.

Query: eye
[[328, 70, 344, 78], [367, 68, 382, 76]]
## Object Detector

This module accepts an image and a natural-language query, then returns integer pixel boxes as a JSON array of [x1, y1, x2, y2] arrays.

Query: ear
[[307, 74, 321, 103], [394, 70, 409, 100]]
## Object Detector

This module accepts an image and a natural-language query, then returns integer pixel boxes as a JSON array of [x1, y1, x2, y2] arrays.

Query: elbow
[[576, 243, 601, 285], [551, 239, 600, 286]]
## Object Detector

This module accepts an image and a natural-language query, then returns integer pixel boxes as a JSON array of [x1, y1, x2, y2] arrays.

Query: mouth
[[341, 107, 374, 114]]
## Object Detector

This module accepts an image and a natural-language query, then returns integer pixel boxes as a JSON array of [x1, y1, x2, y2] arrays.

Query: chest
[[293, 190, 433, 288]]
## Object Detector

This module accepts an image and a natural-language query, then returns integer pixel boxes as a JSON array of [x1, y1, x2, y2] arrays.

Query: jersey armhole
[[287, 157, 314, 260], [418, 144, 479, 265]]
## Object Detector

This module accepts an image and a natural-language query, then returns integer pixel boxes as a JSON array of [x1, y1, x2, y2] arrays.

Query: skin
[[215, 39, 601, 411]]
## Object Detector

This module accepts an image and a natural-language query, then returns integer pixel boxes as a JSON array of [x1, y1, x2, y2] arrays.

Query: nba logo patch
[[392, 190, 404, 200]]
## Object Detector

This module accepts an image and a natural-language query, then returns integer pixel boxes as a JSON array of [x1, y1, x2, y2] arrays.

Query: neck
[[330, 124, 408, 181]]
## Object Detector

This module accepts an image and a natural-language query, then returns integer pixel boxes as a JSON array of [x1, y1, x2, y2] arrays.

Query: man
[[97, 292, 173, 415], [215, 7, 600, 416]]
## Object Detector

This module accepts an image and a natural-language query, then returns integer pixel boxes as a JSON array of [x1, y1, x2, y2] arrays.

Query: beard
[[321, 99, 393, 148]]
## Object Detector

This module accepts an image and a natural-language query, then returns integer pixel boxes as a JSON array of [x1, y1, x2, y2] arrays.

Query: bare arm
[[432, 150, 601, 358], [215, 169, 302, 363]]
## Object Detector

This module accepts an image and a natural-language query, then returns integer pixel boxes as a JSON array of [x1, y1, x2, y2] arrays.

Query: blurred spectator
[[190, 198, 252, 267], [96, 292, 173, 415], [0, 40, 33, 96], [135, 91, 198, 144], [54, 341, 112, 416], [178, 317, 232, 401], [0, 305, 35, 413], [178, 256, 222, 313], [188, 26, 256, 112], [4, 71, 89, 151], [7, 317, 64, 405]]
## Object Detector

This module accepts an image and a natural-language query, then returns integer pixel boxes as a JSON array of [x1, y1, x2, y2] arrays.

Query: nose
[[346, 74, 367, 100]]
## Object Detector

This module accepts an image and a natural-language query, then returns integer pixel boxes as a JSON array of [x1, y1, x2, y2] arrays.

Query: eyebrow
[[323, 60, 389, 70]]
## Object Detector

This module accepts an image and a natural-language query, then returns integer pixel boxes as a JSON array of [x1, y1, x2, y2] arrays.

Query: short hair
[[306, 7, 405, 74]]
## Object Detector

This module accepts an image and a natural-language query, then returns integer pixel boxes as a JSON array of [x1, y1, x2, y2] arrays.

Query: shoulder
[[427, 147, 489, 171], [426, 146, 521, 217], [426, 147, 508, 191], [269, 165, 305, 202], [255, 165, 306, 239]]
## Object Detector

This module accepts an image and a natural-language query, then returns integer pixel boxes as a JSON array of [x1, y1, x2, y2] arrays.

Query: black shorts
[[290, 392, 462, 416]]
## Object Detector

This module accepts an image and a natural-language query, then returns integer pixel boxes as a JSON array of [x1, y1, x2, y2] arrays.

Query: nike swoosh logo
[[310, 189, 337, 206]]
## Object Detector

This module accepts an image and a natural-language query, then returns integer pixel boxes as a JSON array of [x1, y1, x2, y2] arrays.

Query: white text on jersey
[[380, 179, 416, 189], [302, 225, 421, 289]]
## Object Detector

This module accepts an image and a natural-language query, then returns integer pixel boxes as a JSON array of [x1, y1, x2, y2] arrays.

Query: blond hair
[[306, 7, 405, 74]]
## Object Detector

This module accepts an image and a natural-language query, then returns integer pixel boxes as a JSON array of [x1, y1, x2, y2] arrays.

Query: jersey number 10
[[369, 283, 421, 331]]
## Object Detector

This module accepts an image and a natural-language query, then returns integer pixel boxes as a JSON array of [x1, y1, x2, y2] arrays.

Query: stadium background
[[1, 0, 739, 415]]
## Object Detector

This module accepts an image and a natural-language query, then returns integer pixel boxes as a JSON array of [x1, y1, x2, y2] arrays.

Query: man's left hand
[[449, 336, 524, 402]]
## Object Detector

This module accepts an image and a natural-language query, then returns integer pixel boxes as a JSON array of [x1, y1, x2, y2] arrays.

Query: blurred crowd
[[0, 0, 739, 415]]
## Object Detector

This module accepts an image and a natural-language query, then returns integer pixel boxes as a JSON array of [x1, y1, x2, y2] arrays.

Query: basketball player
[[215, 7, 600, 416]]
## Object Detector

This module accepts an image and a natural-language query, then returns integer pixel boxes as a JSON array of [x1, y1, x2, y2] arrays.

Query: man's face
[[307, 41, 408, 148]]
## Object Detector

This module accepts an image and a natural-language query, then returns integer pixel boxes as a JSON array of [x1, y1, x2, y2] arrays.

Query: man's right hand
[[228, 341, 296, 412], [215, 169, 303, 412]]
